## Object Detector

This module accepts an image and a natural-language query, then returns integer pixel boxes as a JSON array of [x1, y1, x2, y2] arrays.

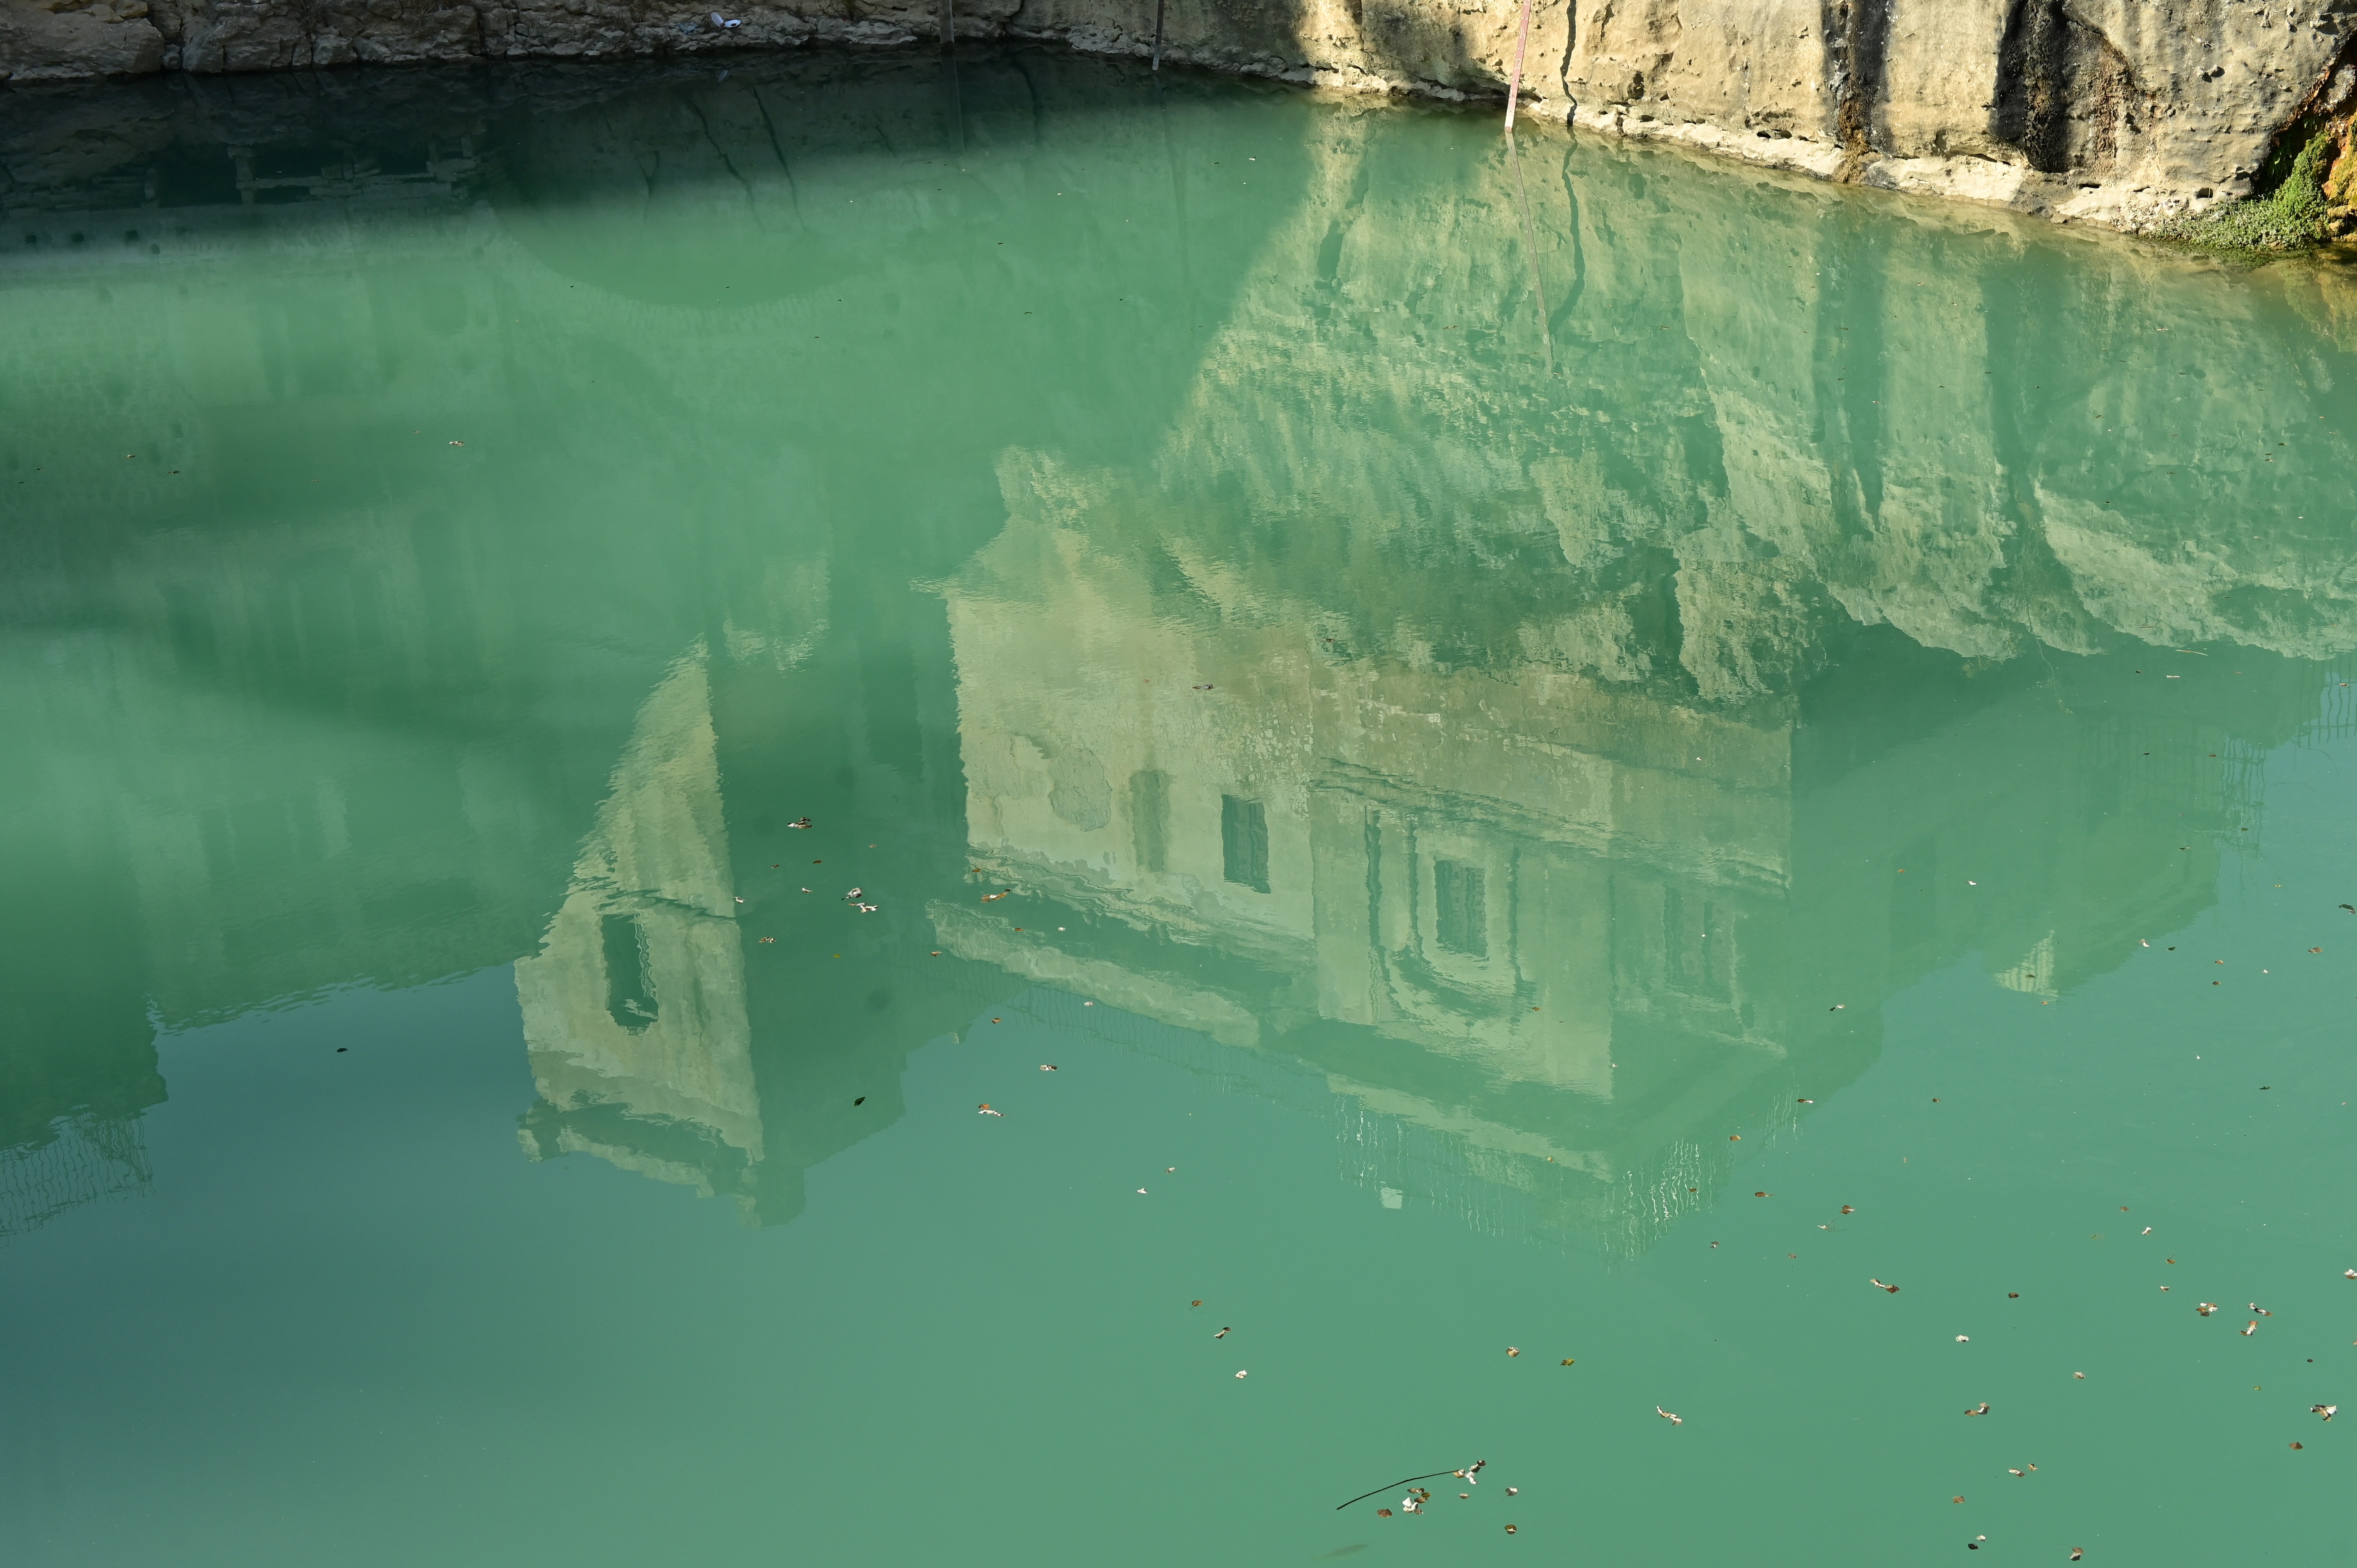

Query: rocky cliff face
[[5, 0, 2355, 235]]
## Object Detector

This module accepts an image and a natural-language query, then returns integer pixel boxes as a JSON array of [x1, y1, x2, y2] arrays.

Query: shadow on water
[[2, 48, 2354, 1248]]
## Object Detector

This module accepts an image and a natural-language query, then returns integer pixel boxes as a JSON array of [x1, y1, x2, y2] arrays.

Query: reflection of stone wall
[[1150, 111, 2357, 700]]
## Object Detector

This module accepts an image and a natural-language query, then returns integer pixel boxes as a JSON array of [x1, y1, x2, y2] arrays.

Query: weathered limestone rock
[[5, 0, 2356, 234], [2, 0, 165, 80], [1557, 0, 2357, 233]]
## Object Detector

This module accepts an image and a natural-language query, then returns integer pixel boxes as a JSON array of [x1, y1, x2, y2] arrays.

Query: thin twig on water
[[1335, 1461, 1486, 1510]]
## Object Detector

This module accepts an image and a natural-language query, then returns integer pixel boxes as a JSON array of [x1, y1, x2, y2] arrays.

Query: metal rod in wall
[[1503, 0, 1535, 131]]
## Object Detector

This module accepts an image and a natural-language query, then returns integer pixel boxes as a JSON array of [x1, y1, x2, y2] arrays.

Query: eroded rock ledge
[[5, 0, 2357, 235]]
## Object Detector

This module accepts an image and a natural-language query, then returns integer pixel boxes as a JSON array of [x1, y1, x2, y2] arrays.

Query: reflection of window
[[602, 913, 657, 1030], [1131, 769, 1170, 873], [1663, 887, 1730, 1000], [1221, 795, 1269, 892], [1434, 859, 1487, 956]]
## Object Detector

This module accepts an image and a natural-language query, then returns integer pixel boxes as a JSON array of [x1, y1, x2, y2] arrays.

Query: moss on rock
[[2157, 125, 2340, 252]]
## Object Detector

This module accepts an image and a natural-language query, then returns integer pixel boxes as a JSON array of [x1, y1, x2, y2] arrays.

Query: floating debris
[[1336, 1462, 1482, 1511], [1655, 1406, 1682, 1425]]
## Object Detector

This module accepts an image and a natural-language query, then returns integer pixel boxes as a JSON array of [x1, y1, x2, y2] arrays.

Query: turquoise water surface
[[2, 48, 2354, 1566]]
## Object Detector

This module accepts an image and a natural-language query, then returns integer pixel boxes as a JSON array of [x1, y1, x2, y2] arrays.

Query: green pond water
[[5, 47, 2357, 1567]]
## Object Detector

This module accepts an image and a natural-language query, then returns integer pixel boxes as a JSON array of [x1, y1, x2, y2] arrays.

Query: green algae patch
[[2156, 125, 2337, 253]]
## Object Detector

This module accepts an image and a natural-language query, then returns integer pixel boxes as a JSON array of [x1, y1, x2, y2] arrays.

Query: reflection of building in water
[[516, 649, 766, 1214], [6, 53, 2357, 1244], [909, 107, 2357, 1250], [932, 458, 2328, 1252]]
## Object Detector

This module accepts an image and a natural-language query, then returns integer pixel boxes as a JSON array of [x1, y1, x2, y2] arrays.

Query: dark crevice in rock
[[1992, 0, 2135, 177], [1821, 0, 1889, 172]]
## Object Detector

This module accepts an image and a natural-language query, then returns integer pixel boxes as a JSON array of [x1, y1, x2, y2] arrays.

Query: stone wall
[[5, 0, 2356, 234]]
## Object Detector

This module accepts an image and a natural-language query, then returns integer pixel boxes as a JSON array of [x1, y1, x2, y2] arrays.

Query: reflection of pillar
[[514, 648, 764, 1213]]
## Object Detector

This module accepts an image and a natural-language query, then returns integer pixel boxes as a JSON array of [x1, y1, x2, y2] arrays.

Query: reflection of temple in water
[[928, 455, 2332, 1252]]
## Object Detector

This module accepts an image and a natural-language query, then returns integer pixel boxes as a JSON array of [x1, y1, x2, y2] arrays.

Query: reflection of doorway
[[601, 912, 658, 1029]]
